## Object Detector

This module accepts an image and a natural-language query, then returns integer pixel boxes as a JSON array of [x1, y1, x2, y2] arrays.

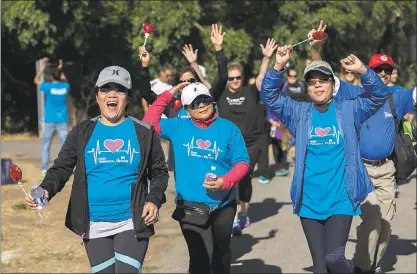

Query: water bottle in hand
[[270, 126, 276, 138], [205, 166, 218, 182], [31, 184, 47, 209]]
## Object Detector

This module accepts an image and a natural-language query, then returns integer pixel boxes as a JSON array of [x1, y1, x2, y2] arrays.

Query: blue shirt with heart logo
[[160, 117, 249, 208], [299, 101, 360, 220], [84, 118, 141, 222]]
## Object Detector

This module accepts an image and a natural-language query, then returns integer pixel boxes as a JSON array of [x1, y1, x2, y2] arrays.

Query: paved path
[[2, 141, 416, 273]]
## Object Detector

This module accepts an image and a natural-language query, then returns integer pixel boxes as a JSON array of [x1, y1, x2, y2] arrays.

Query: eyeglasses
[[373, 67, 393, 75], [187, 96, 213, 110], [228, 76, 242, 81], [99, 84, 128, 95], [288, 75, 297, 78], [179, 78, 196, 84], [306, 78, 332, 86]]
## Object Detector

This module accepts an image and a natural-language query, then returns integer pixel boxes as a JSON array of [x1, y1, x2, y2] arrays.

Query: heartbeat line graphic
[[183, 136, 223, 160], [87, 140, 139, 164], [309, 126, 342, 144]]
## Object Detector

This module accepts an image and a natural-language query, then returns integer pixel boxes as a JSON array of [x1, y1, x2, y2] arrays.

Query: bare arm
[[308, 20, 327, 61], [182, 44, 211, 88], [256, 38, 278, 91], [57, 59, 68, 81], [34, 57, 48, 86]]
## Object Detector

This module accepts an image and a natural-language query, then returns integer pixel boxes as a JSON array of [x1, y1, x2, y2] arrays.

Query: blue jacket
[[260, 67, 389, 212], [335, 82, 416, 119]]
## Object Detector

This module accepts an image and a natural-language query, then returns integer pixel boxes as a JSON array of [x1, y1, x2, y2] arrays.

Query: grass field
[[1, 154, 179, 273]]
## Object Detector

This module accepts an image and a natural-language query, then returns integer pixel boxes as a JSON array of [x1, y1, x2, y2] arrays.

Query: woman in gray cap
[[260, 45, 389, 273], [25, 66, 169, 273]]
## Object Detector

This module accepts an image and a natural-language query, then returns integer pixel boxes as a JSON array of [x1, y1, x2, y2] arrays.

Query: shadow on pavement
[[347, 235, 416, 272], [231, 229, 282, 273], [247, 198, 292, 224]]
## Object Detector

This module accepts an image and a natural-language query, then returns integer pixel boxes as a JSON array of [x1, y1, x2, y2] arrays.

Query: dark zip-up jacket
[[40, 116, 169, 239]]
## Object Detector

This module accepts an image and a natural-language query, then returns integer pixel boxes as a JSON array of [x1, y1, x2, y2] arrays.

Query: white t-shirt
[[150, 78, 172, 95]]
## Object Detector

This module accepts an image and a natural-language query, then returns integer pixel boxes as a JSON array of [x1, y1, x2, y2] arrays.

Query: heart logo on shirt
[[104, 139, 124, 152], [315, 127, 331, 137], [196, 139, 211, 149]]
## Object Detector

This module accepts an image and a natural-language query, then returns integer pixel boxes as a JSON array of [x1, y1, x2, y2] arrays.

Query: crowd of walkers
[[26, 20, 416, 274]]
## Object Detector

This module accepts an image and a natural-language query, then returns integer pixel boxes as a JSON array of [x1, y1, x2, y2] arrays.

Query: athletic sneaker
[[258, 176, 271, 184], [239, 215, 250, 229], [232, 220, 242, 236], [275, 168, 289, 177]]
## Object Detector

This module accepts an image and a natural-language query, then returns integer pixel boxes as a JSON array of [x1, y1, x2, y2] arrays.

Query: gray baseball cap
[[95, 66, 132, 89], [303, 60, 335, 80]]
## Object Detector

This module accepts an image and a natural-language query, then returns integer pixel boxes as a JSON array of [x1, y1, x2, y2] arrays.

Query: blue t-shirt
[[85, 118, 141, 222], [40, 82, 70, 123], [359, 85, 405, 160], [178, 107, 188, 117], [299, 102, 360, 220], [160, 117, 249, 208]]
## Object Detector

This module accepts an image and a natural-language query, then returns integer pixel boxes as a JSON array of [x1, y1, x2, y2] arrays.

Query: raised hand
[[340, 54, 366, 75], [260, 38, 278, 58], [182, 44, 198, 65], [211, 23, 225, 51], [138, 46, 150, 67], [58, 59, 63, 69], [308, 20, 327, 48], [274, 44, 293, 71]]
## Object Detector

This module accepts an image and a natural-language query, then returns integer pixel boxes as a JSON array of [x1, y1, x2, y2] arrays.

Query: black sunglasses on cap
[[187, 96, 214, 110], [98, 84, 129, 95], [179, 78, 196, 84]]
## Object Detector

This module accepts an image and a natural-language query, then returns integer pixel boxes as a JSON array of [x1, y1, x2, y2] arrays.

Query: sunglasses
[[99, 84, 129, 95], [288, 75, 297, 78], [179, 78, 196, 84], [187, 96, 214, 110], [373, 67, 393, 75], [228, 76, 242, 81], [306, 78, 332, 86], [345, 71, 355, 75]]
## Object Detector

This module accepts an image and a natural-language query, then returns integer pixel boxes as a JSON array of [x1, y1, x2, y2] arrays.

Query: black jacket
[[40, 116, 169, 239]]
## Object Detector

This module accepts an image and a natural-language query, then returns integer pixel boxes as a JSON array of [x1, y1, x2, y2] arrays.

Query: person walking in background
[[266, 107, 289, 176], [217, 38, 277, 235], [281, 67, 308, 101], [143, 82, 249, 274], [34, 57, 70, 179], [138, 23, 228, 173], [261, 43, 389, 274], [27, 65, 169, 273], [141, 64, 174, 113], [339, 66, 362, 87]]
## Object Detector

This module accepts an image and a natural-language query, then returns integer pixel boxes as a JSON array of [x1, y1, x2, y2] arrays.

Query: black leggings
[[84, 230, 149, 273], [180, 200, 237, 274], [238, 133, 270, 203], [300, 215, 353, 274]]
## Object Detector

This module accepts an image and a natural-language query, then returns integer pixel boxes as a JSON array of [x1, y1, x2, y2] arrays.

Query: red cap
[[368, 54, 395, 68]]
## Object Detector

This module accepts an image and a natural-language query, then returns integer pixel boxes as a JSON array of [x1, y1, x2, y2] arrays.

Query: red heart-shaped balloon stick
[[143, 22, 155, 34], [9, 164, 22, 182], [312, 31, 328, 41], [172, 99, 183, 111]]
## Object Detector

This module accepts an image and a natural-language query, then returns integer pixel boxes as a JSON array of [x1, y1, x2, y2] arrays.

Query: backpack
[[387, 94, 417, 180]]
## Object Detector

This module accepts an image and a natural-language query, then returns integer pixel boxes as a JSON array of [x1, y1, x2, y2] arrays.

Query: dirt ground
[[1, 154, 182, 273]]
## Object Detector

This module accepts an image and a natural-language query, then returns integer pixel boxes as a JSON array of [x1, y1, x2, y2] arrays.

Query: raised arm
[[182, 44, 211, 88], [260, 45, 303, 134], [34, 57, 49, 86], [339, 54, 390, 126], [256, 38, 278, 91], [57, 59, 68, 82], [209, 23, 228, 101], [142, 82, 189, 137], [138, 46, 157, 105], [308, 20, 327, 61]]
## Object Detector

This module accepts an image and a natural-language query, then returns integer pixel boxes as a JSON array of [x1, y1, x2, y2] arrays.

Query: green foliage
[[1, 0, 416, 133]]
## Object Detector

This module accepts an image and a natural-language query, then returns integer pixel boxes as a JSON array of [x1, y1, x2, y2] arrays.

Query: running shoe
[[275, 168, 289, 177], [258, 176, 271, 184], [232, 220, 242, 236], [239, 215, 250, 229]]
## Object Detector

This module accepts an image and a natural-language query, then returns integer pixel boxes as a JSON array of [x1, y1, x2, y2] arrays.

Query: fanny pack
[[171, 190, 232, 227]]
